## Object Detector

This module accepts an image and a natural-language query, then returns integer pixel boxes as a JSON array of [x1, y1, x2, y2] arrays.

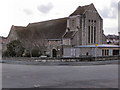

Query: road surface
[[2, 63, 118, 88]]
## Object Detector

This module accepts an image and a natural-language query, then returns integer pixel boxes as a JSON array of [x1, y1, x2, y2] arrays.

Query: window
[[88, 19, 97, 44], [113, 50, 119, 55], [60, 40, 63, 45], [94, 27, 96, 43], [105, 50, 107, 56], [91, 26, 93, 43], [94, 20, 96, 25], [102, 50, 104, 56], [102, 49, 109, 56], [71, 19, 75, 27], [86, 52, 89, 56], [107, 50, 109, 56], [88, 19, 90, 22], [88, 26, 90, 43]]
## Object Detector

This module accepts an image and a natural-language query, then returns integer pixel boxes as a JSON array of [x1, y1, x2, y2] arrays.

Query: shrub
[[31, 49, 40, 57], [3, 50, 9, 57], [6, 40, 24, 57]]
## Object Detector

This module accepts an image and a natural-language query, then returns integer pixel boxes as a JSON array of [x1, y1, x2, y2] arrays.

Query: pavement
[[0, 59, 119, 66]]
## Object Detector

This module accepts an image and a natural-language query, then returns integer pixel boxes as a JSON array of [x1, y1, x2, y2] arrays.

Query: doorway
[[52, 49, 57, 57], [113, 50, 119, 55]]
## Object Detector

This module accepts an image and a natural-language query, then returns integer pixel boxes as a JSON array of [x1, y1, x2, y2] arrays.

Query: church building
[[5, 3, 119, 58]]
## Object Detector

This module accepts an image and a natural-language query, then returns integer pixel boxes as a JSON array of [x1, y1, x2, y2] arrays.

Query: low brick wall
[[2, 55, 120, 62]]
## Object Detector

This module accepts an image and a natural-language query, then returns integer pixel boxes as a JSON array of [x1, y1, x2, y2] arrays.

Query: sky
[[0, 0, 119, 37]]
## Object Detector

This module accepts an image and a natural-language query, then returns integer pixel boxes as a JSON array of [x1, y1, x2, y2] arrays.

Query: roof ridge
[[27, 17, 68, 26], [69, 3, 94, 16], [11, 25, 25, 27], [83, 3, 94, 14]]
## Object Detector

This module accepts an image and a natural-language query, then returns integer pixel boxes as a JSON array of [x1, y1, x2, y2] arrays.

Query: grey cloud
[[99, 1, 118, 19], [23, 9, 33, 15], [37, 3, 53, 14]]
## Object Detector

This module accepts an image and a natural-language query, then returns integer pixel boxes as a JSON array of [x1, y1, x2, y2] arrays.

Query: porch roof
[[74, 44, 120, 48]]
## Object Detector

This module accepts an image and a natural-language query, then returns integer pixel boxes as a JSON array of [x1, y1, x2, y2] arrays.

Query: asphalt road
[[2, 63, 118, 88]]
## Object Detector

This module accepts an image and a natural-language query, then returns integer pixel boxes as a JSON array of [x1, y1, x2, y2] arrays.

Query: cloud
[[37, 3, 53, 14], [118, 2, 120, 10], [105, 26, 118, 35], [23, 9, 33, 15], [118, 2, 120, 17], [99, 1, 118, 19]]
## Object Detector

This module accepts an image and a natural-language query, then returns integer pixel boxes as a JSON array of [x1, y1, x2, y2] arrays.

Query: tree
[[20, 28, 49, 57], [6, 40, 24, 57], [33, 38, 48, 55], [20, 32, 35, 57]]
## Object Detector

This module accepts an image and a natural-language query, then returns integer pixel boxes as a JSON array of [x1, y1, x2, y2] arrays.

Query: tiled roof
[[63, 31, 77, 39], [70, 3, 92, 16], [16, 18, 67, 40]]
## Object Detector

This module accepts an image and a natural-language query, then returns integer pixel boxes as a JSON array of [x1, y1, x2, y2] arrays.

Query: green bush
[[31, 49, 41, 57], [3, 50, 9, 57], [23, 49, 42, 57], [6, 40, 24, 57]]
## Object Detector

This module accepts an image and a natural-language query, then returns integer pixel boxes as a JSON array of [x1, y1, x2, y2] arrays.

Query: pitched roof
[[15, 26, 28, 40], [63, 31, 77, 39], [14, 26, 26, 29], [70, 3, 92, 16], [16, 17, 67, 40]]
